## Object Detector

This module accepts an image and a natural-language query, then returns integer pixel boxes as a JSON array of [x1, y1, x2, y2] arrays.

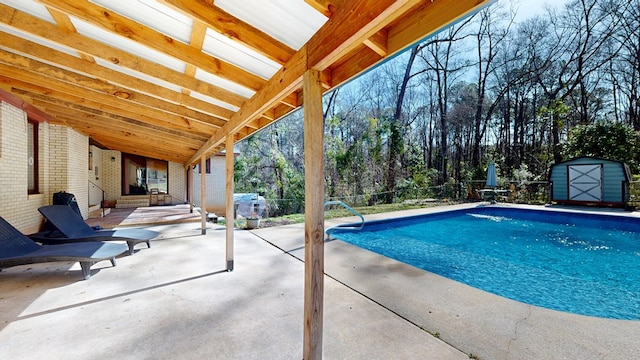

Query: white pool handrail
[[324, 200, 365, 240]]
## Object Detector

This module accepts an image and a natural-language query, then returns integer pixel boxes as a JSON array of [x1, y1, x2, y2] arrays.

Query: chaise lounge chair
[[31, 205, 158, 255], [0, 216, 127, 280]]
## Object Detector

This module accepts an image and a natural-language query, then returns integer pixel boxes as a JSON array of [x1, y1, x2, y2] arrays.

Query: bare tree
[[612, 0, 640, 128], [418, 17, 475, 184], [382, 46, 419, 203], [470, 5, 516, 168], [531, 0, 628, 162]]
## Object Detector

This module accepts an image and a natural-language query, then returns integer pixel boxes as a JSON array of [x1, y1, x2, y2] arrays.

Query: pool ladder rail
[[324, 201, 365, 240]]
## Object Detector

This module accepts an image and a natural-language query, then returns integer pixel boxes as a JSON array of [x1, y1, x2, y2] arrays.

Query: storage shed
[[549, 157, 631, 207]]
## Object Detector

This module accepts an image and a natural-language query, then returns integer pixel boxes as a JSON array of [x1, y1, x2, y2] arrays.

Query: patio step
[[88, 205, 110, 218], [115, 196, 150, 208]]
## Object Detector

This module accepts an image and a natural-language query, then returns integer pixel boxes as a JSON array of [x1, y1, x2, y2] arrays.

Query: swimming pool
[[329, 206, 640, 320]]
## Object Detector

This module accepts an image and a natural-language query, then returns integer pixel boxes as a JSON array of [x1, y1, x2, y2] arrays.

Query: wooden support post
[[303, 69, 324, 360], [225, 135, 235, 271], [200, 155, 207, 235], [188, 165, 193, 213]]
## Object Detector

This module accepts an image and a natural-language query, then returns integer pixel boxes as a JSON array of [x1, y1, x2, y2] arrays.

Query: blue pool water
[[329, 207, 640, 320]]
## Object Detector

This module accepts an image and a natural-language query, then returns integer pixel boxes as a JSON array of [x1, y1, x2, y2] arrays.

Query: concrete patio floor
[[2, 203, 639, 359], [0, 216, 466, 359]]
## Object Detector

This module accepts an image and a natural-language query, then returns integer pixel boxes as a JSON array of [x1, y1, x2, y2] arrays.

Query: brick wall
[[192, 155, 227, 213], [101, 150, 121, 202], [48, 125, 89, 218], [88, 145, 103, 206], [48, 124, 68, 194], [0, 102, 49, 233], [67, 127, 89, 217], [168, 161, 185, 204]]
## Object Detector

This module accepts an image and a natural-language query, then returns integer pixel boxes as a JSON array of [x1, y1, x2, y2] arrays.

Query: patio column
[[225, 134, 234, 271], [188, 165, 193, 213], [200, 155, 207, 235], [303, 68, 324, 360]]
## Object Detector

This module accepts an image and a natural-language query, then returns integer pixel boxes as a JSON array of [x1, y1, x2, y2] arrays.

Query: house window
[[27, 120, 39, 194], [198, 158, 211, 174], [121, 153, 168, 195]]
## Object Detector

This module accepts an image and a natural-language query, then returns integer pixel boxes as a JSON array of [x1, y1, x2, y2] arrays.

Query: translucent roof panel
[[94, 57, 183, 93], [0, 24, 80, 58], [190, 91, 239, 112], [91, 0, 193, 45], [70, 16, 187, 73], [215, 0, 327, 50], [195, 69, 256, 99], [1, 0, 56, 25], [202, 29, 281, 80]]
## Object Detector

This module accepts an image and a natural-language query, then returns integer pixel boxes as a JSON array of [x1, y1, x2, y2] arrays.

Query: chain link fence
[[260, 180, 551, 218], [627, 181, 640, 209], [465, 180, 550, 204]]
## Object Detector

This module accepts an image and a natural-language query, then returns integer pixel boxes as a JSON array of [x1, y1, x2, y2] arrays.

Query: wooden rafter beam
[[387, 0, 489, 54], [12, 87, 212, 139], [0, 32, 244, 113], [330, 45, 382, 86], [92, 141, 193, 162], [186, 47, 307, 165], [45, 6, 95, 63], [306, 0, 390, 58], [159, 0, 296, 64], [28, 96, 209, 143], [39, 0, 266, 91], [46, 112, 198, 163], [304, 0, 346, 17], [38, 102, 205, 147], [71, 129, 195, 162], [0, 4, 247, 108], [4, 80, 222, 140], [182, 21, 208, 96], [14, 88, 211, 163], [333, 0, 493, 85], [363, 29, 389, 56], [0, 53, 231, 126], [273, 102, 300, 121], [307, 0, 422, 70]]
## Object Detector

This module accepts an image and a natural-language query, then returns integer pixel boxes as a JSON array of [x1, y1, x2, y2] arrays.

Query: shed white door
[[568, 164, 602, 201]]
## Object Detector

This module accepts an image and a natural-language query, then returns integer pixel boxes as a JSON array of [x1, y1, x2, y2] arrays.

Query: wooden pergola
[[0, 0, 491, 357]]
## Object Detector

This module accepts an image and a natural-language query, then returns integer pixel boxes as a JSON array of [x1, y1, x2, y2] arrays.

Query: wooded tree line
[[234, 0, 640, 213]]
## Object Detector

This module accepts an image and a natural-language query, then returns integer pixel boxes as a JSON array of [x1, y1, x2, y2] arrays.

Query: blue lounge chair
[[0, 216, 127, 280], [32, 205, 158, 255]]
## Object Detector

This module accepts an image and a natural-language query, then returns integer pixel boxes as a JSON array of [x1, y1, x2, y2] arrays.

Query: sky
[[510, 0, 570, 22]]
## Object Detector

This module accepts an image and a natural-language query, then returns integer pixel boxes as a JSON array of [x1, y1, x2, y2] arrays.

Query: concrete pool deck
[[255, 202, 640, 359], [1, 203, 639, 358]]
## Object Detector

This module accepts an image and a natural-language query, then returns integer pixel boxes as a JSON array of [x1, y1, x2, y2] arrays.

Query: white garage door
[[568, 164, 602, 201]]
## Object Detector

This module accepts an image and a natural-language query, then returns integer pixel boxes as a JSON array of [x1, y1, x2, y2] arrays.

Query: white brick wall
[[102, 150, 121, 202], [168, 161, 185, 204], [49, 125, 89, 218], [192, 155, 227, 213], [88, 145, 103, 206], [67, 128, 89, 217], [0, 102, 48, 233], [0, 103, 91, 233]]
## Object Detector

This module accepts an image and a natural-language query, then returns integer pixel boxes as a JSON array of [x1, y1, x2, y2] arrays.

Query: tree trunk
[[384, 46, 418, 203]]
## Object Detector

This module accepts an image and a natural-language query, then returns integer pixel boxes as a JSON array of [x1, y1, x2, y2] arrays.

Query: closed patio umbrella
[[486, 161, 497, 189]]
